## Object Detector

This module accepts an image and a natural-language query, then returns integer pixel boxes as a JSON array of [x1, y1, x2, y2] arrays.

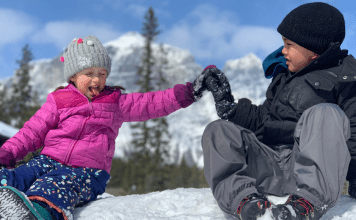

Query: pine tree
[[10, 44, 41, 129], [0, 84, 11, 125], [7, 44, 42, 165], [146, 43, 172, 192], [129, 6, 174, 194]]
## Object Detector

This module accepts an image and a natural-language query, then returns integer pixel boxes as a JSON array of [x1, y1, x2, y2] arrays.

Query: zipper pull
[[89, 102, 93, 115]]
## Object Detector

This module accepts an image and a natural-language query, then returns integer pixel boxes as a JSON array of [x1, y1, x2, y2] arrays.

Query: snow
[[0, 121, 19, 138], [73, 188, 356, 220]]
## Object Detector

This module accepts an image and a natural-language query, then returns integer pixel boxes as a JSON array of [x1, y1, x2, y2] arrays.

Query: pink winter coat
[[0, 83, 195, 173]]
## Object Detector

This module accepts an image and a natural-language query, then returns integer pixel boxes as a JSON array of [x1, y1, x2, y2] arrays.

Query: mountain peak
[[104, 31, 145, 49], [223, 53, 262, 73]]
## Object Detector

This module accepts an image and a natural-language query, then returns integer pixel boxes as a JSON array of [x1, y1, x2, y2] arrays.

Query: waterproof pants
[[0, 155, 111, 220], [202, 103, 351, 218]]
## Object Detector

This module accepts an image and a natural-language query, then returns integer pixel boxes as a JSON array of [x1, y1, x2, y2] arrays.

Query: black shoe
[[349, 179, 356, 198], [237, 193, 271, 220], [271, 195, 323, 220]]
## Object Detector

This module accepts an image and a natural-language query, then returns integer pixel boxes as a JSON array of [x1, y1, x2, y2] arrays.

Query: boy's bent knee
[[303, 103, 346, 119], [300, 103, 350, 140], [203, 119, 239, 137]]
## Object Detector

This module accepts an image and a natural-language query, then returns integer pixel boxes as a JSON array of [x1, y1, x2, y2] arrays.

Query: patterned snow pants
[[0, 155, 111, 220]]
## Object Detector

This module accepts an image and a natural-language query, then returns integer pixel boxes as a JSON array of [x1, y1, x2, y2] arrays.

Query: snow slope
[[74, 188, 356, 220]]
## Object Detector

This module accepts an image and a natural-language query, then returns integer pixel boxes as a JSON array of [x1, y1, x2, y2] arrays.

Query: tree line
[[0, 6, 210, 195]]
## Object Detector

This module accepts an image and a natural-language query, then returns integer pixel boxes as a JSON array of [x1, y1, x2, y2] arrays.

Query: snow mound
[[73, 188, 356, 220]]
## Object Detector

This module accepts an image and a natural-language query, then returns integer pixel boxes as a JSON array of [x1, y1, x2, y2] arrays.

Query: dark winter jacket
[[228, 43, 356, 181]]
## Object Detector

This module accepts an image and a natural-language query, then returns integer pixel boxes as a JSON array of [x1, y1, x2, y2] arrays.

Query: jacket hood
[[263, 46, 287, 79]]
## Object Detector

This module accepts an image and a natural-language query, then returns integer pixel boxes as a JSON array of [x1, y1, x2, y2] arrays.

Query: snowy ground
[[73, 188, 356, 220]]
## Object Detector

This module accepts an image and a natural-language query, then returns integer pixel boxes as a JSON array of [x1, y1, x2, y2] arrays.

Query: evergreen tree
[[147, 44, 172, 192], [7, 44, 42, 166], [129, 6, 174, 194], [10, 44, 41, 129], [0, 84, 11, 125]]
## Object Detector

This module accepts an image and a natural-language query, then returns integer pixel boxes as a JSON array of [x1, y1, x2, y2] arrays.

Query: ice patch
[[321, 204, 328, 210], [285, 204, 296, 217], [267, 195, 289, 205]]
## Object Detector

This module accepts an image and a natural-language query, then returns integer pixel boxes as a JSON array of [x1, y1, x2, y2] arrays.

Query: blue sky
[[0, 0, 355, 80]]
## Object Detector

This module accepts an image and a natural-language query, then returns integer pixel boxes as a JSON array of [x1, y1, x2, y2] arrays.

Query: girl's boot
[[0, 186, 53, 220]]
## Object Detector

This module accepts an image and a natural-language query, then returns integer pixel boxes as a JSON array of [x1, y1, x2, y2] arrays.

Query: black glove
[[349, 179, 356, 198], [205, 67, 237, 120], [192, 65, 217, 101]]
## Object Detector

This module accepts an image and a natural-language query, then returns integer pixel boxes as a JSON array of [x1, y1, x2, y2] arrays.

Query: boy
[[201, 2, 356, 220]]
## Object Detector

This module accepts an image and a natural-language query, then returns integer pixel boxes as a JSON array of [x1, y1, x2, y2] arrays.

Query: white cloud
[[232, 26, 282, 55], [162, 4, 283, 61], [31, 20, 122, 50], [0, 8, 38, 45]]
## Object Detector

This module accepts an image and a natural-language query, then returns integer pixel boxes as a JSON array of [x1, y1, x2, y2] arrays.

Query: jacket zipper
[[65, 101, 93, 165]]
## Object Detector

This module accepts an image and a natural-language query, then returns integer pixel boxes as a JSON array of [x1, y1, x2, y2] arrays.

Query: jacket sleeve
[[228, 93, 272, 132], [0, 94, 59, 166], [228, 75, 277, 132], [119, 82, 195, 122], [338, 86, 356, 181]]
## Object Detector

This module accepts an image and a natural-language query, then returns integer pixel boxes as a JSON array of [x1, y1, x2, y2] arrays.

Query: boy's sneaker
[[237, 193, 271, 220], [0, 186, 45, 220], [271, 195, 323, 220]]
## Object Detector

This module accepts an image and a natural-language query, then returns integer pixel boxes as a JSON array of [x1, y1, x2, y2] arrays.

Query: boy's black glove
[[205, 67, 237, 120], [192, 65, 217, 101], [349, 179, 356, 198]]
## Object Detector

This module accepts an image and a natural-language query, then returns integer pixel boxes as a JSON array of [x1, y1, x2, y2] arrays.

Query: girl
[[0, 35, 212, 220]]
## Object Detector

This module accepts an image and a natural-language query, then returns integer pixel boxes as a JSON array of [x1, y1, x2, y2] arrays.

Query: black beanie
[[277, 2, 345, 55]]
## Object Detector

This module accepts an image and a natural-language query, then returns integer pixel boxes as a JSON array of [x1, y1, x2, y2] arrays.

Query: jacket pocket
[[290, 74, 337, 114], [304, 74, 336, 91]]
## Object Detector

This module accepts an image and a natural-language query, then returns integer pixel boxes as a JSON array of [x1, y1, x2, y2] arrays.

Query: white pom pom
[[87, 40, 94, 46]]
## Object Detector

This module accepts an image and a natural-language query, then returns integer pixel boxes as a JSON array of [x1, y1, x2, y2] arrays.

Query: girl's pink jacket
[[0, 83, 195, 173]]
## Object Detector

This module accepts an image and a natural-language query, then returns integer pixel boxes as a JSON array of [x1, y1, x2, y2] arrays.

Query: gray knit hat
[[61, 35, 111, 82]]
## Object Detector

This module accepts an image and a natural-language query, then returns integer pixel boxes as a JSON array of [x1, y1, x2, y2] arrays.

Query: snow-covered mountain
[[1, 31, 271, 168]]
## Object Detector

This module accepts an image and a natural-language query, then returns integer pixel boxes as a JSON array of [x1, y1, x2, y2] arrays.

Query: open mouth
[[89, 86, 100, 96]]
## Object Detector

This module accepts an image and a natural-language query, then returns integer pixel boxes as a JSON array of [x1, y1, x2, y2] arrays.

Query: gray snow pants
[[202, 103, 351, 217]]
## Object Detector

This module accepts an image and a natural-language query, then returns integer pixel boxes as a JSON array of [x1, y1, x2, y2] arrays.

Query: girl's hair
[[53, 82, 125, 92]]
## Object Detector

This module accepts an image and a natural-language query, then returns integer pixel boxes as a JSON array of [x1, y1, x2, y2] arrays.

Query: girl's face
[[70, 67, 107, 100], [282, 36, 319, 73]]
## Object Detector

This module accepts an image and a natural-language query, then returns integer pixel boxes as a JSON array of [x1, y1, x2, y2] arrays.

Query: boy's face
[[70, 67, 107, 100], [282, 37, 319, 73]]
